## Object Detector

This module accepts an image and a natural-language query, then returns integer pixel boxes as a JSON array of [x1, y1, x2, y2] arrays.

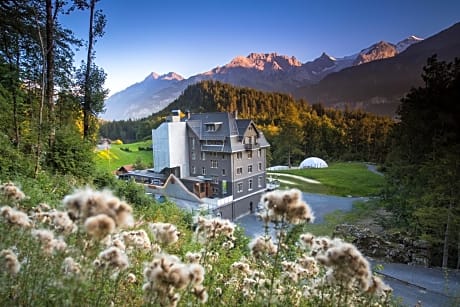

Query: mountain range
[[103, 22, 460, 120]]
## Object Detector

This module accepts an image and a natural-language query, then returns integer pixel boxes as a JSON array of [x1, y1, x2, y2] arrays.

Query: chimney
[[233, 110, 238, 119]]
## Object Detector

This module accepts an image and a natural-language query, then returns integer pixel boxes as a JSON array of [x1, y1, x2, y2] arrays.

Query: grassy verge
[[269, 162, 384, 197], [94, 141, 153, 173]]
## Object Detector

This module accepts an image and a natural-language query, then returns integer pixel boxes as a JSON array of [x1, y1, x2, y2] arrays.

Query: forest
[[0, 0, 106, 181], [100, 81, 395, 166]]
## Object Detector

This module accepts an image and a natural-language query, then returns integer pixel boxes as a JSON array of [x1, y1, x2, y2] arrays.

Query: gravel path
[[267, 172, 321, 184]]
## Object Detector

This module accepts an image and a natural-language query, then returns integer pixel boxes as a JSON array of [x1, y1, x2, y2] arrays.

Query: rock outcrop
[[333, 224, 431, 267]]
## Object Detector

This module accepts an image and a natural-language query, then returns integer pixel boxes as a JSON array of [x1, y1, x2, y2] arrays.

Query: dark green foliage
[[383, 56, 460, 268], [101, 80, 394, 165]]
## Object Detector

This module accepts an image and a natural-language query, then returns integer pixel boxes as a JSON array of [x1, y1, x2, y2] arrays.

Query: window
[[201, 152, 206, 160], [236, 167, 243, 175], [192, 166, 196, 174], [211, 160, 218, 168], [222, 169, 226, 176], [222, 153, 226, 160], [236, 152, 242, 160], [191, 137, 196, 149], [210, 152, 218, 157], [206, 124, 216, 132], [248, 151, 252, 159], [212, 176, 219, 184], [237, 182, 243, 193], [258, 162, 262, 171], [191, 151, 196, 160], [258, 149, 262, 157], [222, 180, 227, 194], [248, 165, 253, 173], [202, 167, 206, 175], [258, 176, 262, 187], [248, 179, 253, 191]]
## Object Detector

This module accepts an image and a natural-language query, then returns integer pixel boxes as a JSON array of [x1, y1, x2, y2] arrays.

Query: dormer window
[[205, 122, 222, 132]]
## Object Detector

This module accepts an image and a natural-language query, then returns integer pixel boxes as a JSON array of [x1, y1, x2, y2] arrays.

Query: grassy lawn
[[94, 141, 153, 173], [268, 162, 385, 197]]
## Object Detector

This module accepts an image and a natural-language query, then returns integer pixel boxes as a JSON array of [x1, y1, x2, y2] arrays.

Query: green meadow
[[269, 162, 385, 197], [94, 141, 153, 173]]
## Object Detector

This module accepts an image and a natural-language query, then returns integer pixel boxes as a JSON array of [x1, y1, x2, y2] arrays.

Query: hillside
[[295, 22, 460, 115]]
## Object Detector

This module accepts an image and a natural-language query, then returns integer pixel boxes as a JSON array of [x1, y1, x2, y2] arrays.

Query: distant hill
[[102, 33, 425, 120], [295, 22, 460, 115]]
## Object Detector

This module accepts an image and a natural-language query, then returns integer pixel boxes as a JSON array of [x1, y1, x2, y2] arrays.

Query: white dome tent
[[299, 157, 328, 169]]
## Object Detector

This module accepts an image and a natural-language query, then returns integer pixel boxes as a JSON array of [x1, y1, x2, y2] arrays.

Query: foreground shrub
[[0, 183, 395, 306]]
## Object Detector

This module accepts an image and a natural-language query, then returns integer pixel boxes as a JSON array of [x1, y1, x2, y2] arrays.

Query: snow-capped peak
[[396, 35, 423, 53], [318, 52, 336, 61], [160, 72, 184, 81]]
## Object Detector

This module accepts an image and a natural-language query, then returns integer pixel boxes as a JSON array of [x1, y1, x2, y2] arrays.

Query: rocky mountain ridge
[[103, 35, 425, 120]]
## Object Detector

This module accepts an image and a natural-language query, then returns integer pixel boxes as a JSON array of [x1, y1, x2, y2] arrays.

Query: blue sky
[[64, 0, 460, 95]]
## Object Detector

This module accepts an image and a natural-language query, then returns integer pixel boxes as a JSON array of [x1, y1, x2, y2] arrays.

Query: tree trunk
[[34, 13, 46, 177], [45, 0, 55, 148], [83, 0, 95, 139], [442, 200, 452, 268], [457, 231, 460, 270], [12, 50, 20, 148]]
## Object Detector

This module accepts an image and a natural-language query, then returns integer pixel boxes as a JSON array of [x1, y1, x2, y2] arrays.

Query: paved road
[[236, 192, 365, 237], [235, 192, 460, 307], [375, 261, 460, 307], [366, 163, 384, 176]]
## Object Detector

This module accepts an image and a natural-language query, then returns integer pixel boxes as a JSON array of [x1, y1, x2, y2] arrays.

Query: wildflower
[[1, 206, 32, 228], [143, 253, 206, 305], [222, 241, 234, 250], [316, 241, 373, 291], [297, 255, 320, 277], [149, 222, 180, 244], [248, 236, 277, 258], [127, 272, 137, 283], [0, 182, 26, 201], [63, 257, 81, 275], [50, 211, 77, 234], [32, 229, 67, 255], [63, 187, 134, 228], [96, 246, 129, 270], [1, 249, 20, 275], [194, 285, 208, 303], [111, 238, 127, 251], [185, 252, 202, 264], [121, 230, 151, 250], [151, 243, 161, 254], [259, 189, 314, 224], [32, 229, 54, 244], [195, 216, 236, 242], [231, 261, 252, 275], [84, 214, 116, 239], [367, 275, 392, 297]]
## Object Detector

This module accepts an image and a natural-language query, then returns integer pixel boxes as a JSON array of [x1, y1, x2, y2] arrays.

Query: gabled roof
[[236, 119, 251, 136], [187, 112, 238, 140], [186, 112, 270, 152]]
